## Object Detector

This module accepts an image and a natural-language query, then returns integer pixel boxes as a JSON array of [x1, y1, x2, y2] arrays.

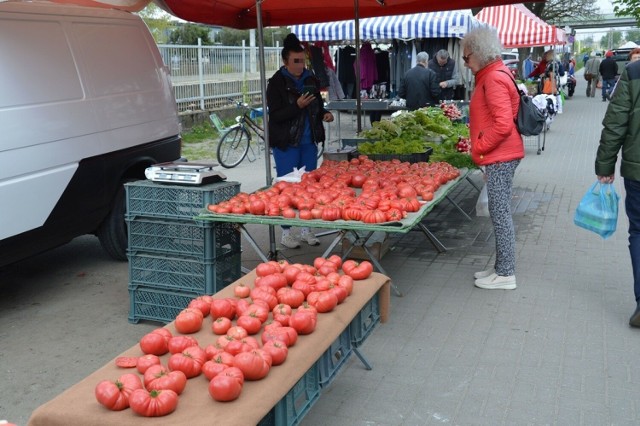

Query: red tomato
[[174, 308, 204, 334], [298, 209, 313, 220], [321, 206, 341, 221], [226, 326, 249, 340], [337, 274, 354, 296], [95, 373, 143, 411], [136, 354, 161, 374], [188, 297, 211, 317], [342, 260, 374, 280], [307, 291, 338, 313], [236, 314, 263, 335], [249, 199, 266, 215], [276, 287, 305, 308], [143, 365, 187, 395], [202, 359, 228, 380], [234, 350, 271, 380], [281, 207, 296, 218], [167, 335, 199, 354], [262, 340, 289, 366], [328, 284, 348, 304], [255, 262, 280, 277], [282, 264, 302, 284], [254, 273, 288, 291], [139, 329, 171, 356], [242, 303, 270, 323], [421, 191, 434, 201], [115, 356, 138, 369], [211, 317, 232, 335], [168, 345, 206, 379], [289, 311, 317, 335], [210, 298, 236, 320], [209, 374, 243, 402], [128, 389, 178, 417], [326, 254, 343, 269], [233, 283, 251, 298]]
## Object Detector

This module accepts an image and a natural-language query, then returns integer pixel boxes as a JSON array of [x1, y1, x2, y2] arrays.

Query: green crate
[[349, 294, 381, 348], [258, 363, 321, 426], [125, 180, 239, 220], [126, 217, 239, 261], [128, 251, 241, 295], [318, 327, 352, 388], [128, 286, 198, 324]]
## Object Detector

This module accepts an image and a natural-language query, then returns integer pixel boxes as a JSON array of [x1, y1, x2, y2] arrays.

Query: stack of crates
[[125, 180, 241, 324]]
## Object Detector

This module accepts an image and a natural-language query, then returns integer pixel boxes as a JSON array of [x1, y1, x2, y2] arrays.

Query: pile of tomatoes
[[94, 257, 373, 416], [206, 157, 460, 224]]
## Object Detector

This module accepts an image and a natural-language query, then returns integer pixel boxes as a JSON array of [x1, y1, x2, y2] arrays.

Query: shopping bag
[[475, 185, 489, 217], [573, 182, 619, 239]]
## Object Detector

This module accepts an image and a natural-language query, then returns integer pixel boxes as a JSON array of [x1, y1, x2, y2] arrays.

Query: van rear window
[[0, 20, 83, 108]]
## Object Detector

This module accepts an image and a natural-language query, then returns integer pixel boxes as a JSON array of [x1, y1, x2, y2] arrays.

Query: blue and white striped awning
[[292, 11, 480, 42]]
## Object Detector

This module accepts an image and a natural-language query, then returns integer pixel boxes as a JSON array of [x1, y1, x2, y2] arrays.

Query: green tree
[[627, 29, 640, 43], [613, 0, 640, 26], [169, 23, 213, 45], [135, 3, 173, 43], [600, 30, 624, 49], [217, 26, 289, 46]]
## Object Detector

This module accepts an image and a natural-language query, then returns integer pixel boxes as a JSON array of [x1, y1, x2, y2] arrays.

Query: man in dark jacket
[[428, 49, 459, 101], [398, 51, 440, 110], [599, 50, 619, 101], [595, 60, 640, 326]]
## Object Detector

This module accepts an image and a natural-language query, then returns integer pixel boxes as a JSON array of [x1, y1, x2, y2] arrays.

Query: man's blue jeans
[[603, 78, 616, 100], [624, 179, 640, 302]]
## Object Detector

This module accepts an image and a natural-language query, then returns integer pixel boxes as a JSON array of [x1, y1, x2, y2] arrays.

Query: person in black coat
[[428, 49, 459, 101], [599, 50, 619, 101], [266, 33, 334, 248], [397, 51, 440, 110]]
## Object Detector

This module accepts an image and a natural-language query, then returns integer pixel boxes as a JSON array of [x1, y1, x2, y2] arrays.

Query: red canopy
[[52, 0, 522, 29], [475, 3, 564, 48]]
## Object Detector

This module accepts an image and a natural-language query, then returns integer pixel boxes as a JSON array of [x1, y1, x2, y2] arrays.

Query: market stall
[[28, 270, 391, 426], [291, 11, 481, 99], [475, 3, 566, 49]]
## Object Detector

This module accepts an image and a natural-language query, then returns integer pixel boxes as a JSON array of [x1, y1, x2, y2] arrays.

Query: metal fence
[[157, 42, 282, 112]]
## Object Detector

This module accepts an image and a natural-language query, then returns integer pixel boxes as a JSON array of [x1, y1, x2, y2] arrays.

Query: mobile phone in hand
[[303, 85, 316, 95]]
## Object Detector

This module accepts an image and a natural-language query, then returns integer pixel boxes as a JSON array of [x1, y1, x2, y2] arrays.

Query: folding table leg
[[445, 195, 473, 221], [416, 222, 447, 253], [234, 224, 291, 265], [353, 348, 373, 370]]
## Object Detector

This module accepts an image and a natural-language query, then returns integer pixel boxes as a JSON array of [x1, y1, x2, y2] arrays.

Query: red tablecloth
[[28, 271, 390, 426]]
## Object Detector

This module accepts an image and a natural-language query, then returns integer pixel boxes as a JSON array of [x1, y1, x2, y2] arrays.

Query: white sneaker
[[300, 232, 320, 246], [474, 268, 495, 279], [280, 234, 300, 249], [474, 273, 517, 290]]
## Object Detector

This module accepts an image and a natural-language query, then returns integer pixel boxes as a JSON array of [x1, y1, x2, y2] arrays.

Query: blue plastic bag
[[574, 182, 619, 239]]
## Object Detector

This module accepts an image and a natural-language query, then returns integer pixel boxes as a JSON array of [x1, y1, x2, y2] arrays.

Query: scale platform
[[145, 161, 227, 185]]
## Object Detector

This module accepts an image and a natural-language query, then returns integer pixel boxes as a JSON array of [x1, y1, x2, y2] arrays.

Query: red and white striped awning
[[475, 4, 565, 48]]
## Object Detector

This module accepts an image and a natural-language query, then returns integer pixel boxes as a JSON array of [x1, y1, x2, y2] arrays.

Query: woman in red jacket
[[461, 27, 525, 290]]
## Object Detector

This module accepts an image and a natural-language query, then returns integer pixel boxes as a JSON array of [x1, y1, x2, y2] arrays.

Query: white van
[[0, 1, 182, 267]]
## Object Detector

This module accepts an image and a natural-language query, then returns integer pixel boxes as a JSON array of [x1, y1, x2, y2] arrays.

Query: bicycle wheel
[[217, 127, 251, 168]]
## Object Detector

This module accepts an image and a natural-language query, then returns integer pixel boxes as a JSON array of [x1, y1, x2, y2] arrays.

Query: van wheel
[[97, 181, 130, 261]]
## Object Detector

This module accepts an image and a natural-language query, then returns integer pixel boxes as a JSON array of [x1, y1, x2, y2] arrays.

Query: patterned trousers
[[486, 160, 520, 276]]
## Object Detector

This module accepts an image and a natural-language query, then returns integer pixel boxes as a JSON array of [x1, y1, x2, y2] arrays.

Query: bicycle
[[211, 99, 324, 169]]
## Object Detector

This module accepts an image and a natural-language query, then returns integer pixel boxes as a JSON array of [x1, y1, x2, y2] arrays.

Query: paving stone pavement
[[301, 83, 640, 425]]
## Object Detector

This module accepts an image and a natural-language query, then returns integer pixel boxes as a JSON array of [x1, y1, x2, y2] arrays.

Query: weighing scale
[[145, 162, 227, 185]]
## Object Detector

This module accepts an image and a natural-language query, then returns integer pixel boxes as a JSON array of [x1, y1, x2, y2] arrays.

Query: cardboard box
[[341, 236, 391, 261]]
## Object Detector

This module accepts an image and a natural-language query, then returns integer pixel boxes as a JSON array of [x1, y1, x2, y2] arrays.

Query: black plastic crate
[[128, 286, 198, 324], [364, 146, 433, 164], [126, 217, 239, 261], [317, 327, 352, 388], [258, 363, 321, 426], [128, 251, 241, 295], [125, 180, 239, 220], [349, 294, 381, 348]]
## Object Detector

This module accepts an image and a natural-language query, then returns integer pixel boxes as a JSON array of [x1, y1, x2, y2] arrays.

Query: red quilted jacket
[[469, 60, 525, 166]]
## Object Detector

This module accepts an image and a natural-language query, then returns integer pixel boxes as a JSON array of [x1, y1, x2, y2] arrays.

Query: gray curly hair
[[460, 26, 503, 68]]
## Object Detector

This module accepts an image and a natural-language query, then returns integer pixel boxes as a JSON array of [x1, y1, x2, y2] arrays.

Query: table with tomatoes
[[27, 268, 390, 426], [197, 161, 472, 295]]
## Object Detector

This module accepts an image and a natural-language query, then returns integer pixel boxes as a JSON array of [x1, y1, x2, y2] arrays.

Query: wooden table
[[28, 271, 390, 426]]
